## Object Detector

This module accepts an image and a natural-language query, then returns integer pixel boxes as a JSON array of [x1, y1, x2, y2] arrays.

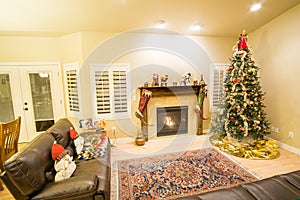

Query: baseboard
[[110, 137, 134, 144], [110, 129, 211, 145], [266, 136, 300, 155]]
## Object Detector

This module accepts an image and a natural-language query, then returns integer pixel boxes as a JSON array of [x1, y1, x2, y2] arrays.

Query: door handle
[[24, 108, 28, 111]]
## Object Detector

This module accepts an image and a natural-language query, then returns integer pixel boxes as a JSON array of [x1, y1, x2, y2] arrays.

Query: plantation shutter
[[113, 70, 128, 113], [66, 70, 80, 112], [90, 64, 131, 119], [63, 63, 82, 118], [95, 70, 111, 114], [209, 63, 228, 112]]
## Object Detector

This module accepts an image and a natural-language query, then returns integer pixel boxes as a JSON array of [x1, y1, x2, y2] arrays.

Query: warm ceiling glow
[[250, 3, 262, 12], [190, 24, 202, 31], [155, 20, 167, 28]]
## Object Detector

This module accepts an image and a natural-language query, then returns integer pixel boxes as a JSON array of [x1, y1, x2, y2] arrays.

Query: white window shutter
[[113, 70, 128, 113], [95, 70, 111, 114], [63, 63, 82, 118], [209, 63, 228, 112], [66, 70, 80, 112], [90, 64, 131, 119]]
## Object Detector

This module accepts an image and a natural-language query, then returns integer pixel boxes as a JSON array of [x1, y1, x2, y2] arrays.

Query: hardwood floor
[[1, 135, 300, 199], [110, 135, 300, 199]]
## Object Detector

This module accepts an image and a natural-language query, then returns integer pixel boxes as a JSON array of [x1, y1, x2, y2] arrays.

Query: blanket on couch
[[78, 133, 109, 160]]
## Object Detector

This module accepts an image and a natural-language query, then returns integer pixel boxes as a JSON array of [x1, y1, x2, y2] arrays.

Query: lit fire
[[165, 116, 174, 127]]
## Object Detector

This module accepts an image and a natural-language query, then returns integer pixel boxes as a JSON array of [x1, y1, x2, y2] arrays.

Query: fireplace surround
[[138, 86, 203, 139]]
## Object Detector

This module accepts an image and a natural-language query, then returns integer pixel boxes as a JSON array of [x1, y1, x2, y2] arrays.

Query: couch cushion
[[242, 176, 300, 200], [4, 132, 55, 196], [31, 174, 98, 200], [74, 158, 109, 196], [48, 118, 74, 148]]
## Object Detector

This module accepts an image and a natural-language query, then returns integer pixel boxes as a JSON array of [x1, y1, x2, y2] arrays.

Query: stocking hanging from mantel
[[194, 75, 208, 120], [135, 89, 152, 125]]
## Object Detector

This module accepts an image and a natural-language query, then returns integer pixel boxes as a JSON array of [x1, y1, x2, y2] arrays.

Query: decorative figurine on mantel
[[152, 73, 159, 87], [183, 72, 192, 86], [160, 74, 168, 86], [180, 75, 185, 86]]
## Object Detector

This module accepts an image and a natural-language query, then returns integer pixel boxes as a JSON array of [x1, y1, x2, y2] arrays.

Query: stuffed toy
[[70, 127, 84, 155], [51, 141, 76, 182]]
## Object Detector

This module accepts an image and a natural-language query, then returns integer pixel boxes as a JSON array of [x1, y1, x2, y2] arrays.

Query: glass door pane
[[29, 72, 54, 132], [0, 74, 15, 122]]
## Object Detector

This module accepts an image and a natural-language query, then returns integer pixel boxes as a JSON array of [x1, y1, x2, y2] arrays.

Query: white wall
[[0, 30, 235, 139], [79, 30, 234, 138]]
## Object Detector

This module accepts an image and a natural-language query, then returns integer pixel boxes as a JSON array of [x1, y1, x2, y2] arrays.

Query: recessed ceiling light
[[190, 24, 202, 31], [250, 3, 262, 12], [155, 20, 167, 28]]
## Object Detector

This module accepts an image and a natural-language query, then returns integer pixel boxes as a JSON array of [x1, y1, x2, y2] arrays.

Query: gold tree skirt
[[210, 134, 280, 159]]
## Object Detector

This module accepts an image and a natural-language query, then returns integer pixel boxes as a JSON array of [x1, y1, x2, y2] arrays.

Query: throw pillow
[[50, 128, 70, 148]]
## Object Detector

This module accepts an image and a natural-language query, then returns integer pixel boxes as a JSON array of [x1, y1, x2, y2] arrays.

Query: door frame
[[0, 62, 66, 142]]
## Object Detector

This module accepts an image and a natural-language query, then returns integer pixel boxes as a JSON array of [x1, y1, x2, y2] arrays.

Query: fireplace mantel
[[138, 85, 204, 140], [138, 85, 201, 97]]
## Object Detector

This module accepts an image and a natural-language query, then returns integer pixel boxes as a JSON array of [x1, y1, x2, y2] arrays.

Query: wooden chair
[[0, 116, 21, 191]]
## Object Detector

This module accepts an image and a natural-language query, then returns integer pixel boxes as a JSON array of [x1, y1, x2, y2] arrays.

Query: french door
[[0, 63, 65, 142]]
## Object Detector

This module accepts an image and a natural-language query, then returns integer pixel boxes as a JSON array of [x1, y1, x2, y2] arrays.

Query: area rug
[[118, 148, 258, 200]]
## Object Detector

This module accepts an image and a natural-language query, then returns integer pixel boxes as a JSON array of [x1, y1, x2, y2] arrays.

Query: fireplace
[[156, 106, 188, 137]]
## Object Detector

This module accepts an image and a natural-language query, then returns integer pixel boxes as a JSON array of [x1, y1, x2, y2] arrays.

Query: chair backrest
[[0, 116, 21, 171]]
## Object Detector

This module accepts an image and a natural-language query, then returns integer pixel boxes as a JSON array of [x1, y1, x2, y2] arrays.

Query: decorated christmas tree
[[223, 30, 270, 141]]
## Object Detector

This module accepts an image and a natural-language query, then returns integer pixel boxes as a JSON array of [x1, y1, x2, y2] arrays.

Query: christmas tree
[[223, 30, 270, 141]]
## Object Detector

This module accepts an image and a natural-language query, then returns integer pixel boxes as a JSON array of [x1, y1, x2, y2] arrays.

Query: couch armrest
[[0, 171, 29, 200]]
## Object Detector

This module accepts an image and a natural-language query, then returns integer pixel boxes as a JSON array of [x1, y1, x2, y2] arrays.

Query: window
[[90, 64, 131, 119], [63, 63, 82, 118], [209, 63, 228, 112]]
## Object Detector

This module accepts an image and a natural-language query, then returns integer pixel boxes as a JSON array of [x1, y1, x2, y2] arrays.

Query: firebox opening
[[157, 106, 188, 137]]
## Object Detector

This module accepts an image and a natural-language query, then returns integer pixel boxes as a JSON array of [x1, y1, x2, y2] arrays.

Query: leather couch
[[178, 170, 300, 200], [0, 118, 111, 200]]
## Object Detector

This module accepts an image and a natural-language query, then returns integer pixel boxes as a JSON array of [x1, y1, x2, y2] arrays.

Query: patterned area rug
[[118, 148, 258, 199]]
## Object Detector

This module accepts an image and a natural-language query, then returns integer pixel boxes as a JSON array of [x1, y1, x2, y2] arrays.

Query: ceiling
[[0, 0, 299, 37]]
